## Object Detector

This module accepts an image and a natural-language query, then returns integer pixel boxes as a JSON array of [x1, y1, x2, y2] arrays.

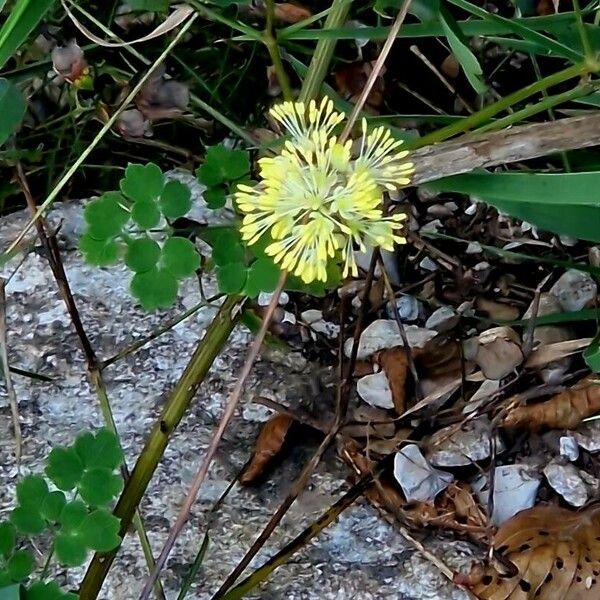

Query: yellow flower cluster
[[235, 97, 414, 283]]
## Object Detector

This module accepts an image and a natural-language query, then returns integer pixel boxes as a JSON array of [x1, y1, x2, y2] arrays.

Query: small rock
[[258, 291, 289, 306], [473, 464, 541, 525], [464, 379, 501, 413], [427, 418, 503, 467], [420, 219, 443, 233], [393, 445, 454, 503], [543, 460, 590, 507], [550, 270, 597, 312], [574, 420, 600, 452], [357, 372, 394, 410], [560, 436, 580, 462], [419, 257, 438, 272], [589, 246, 600, 268], [345, 320, 437, 360], [427, 205, 453, 218], [466, 242, 482, 254], [301, 309, 339, 339], [387, 295, 423, 322], [425, 306, 459, 332]]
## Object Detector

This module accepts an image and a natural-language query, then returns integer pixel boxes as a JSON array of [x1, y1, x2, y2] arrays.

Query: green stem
[[263, 0, 294, 101], [573, 0, 594, 62], [298, 0, 352, 102], [79, 295, 243, 600], [409, 62, 589, 148]]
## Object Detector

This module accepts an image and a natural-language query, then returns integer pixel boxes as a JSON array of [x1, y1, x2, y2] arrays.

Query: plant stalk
[[263, 0, 294, 101]]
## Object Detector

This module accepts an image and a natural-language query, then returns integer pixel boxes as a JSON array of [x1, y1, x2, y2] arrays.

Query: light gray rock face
[[0, 205, 472, 599]]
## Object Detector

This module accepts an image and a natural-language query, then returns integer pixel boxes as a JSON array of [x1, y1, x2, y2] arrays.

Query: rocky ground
[[0, 198, 473, 599]]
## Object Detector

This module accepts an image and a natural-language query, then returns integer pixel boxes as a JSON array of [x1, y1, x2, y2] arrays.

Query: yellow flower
[[235, 97, 414, 284]]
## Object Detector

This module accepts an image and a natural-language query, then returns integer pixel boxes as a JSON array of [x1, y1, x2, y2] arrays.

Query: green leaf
[[204, 187, 227, 209], [54, 532, 87, 567], [125, 237, 161, 273], [212, 230, 245, 266], [161, 237, 200, 279], [59, 501, 88, 532], [16, 476, 48, 509], [244, 258, 281, 297], [131, 200, 161, 230], [197, 146, 250, 186], [83, 193, 129, 241], [7, 551, 33, 582], [127, 0, 169, 10], [120, 163, 164, 204], [45, 448, 84, 491], [40, 491, 67, 523], [75, 429, 123, 470], [9, 508, 45, 536], [0, 0, 55, 70], [425, 171, 600, 242], [79, 510, 121, 552], [216, 262, 247, 294], [79, 235, 120, 267], [26, 581, 77, 600], [159, 180, 192, 219], [0, 583, 21, 600], [78, 468, 123, 507], [0, 79, 26, 147], [439, 6, 487, 94], [0, 523, 16, 558], [130, 268, 178, 310], [584, 331, 600, 373]]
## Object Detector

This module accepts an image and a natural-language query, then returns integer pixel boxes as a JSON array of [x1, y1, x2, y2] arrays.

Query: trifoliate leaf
[[244, 258, 281, 297], [204, 186, 227, 209], [212, 230, 245, 266], [83, 192, 129, 240], [16, 475, 48, 509], [79, 468, 123, 507], [131, 268, 178, 310], [79, 509, 121, 552], [0, 523, 16, 558], [9, 508, 45, 536], [125, 237, 161, 273], [160, 180, 192, 219], [40, 491, 67, 523], [161, 237, 200, 279], [216, 262, 247, 294], [45, 448, 84, 491], [79, 235, 120, 266], [75, 429, 123, 470], [7, 551, 34, 581], [26, 581, 78, 600], [196, 145, 249, 186], [131, 200, 161, 230], [120, 163, 164, 204], [54, 532, 87, 567], [59, 501, 88, 532]]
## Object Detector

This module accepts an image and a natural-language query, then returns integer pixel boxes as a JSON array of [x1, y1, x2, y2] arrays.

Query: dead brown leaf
[[440, 54, 460, 79], [378, 346, 409, 414], [273, 2, 312, 23], [503, 375, 600, 431], [240, 414, 294, 484], [466, 503, 600, 599], [474, 327, 524, 380], [334, 61, 386, 111]]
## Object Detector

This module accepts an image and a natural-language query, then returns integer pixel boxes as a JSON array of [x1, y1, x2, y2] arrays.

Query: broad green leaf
[[78, 468, 122, 507], [131, 200, 161, 230], [75, 429, 123, 470], [120, 163, 164, 204], [217, 262, 247, 294], [212, 230, 245, 266], [54, 532, 87, 567], [0, 79, 25, 146], [79, 510, 121, 552], [127, 0, 169, 10], [159, 180, 192, 219], [130, 268, 178, 310], [59, 501, 88, 532], [0, 584, 21, 600], [7, 551, 33, 582], [40, 491, 67, 523], [0, 0, 55, 70], [9, 508, 45, 536], [425, 171, 600, 242], [204, 186, 227, 209], [83, 193, 129, 240], [244, 258, 280, 297], [197, 146, 250, 186], [0, 523, 16, 558], [440, 6, 486, 94], [584, 331, 600, 373], [79, 235, 120, 267], [125, 237, 161, 273], [16, 475, 48, 508], [26, 581, 78, 600], [161, 237, 200, 279], [45, 448, 84, 491]]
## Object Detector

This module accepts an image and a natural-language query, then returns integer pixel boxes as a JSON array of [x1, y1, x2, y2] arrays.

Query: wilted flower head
[[235, 97, 414, 283]]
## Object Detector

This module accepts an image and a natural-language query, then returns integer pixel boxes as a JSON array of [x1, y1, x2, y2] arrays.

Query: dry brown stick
[[0, 279, 22, 465], [410, 111, 600, 185]]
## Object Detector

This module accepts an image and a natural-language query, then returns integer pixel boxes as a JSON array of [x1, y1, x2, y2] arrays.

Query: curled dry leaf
[[473, 326, 524, 380], [334, 61, 386, 111], [378, 346, 409, 414], [274, 2, 312, 23], [466, 503, 600, 599], [240, 413, 294, 484], [136, 64, 189, 119], [503, 375, 600, 431]]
